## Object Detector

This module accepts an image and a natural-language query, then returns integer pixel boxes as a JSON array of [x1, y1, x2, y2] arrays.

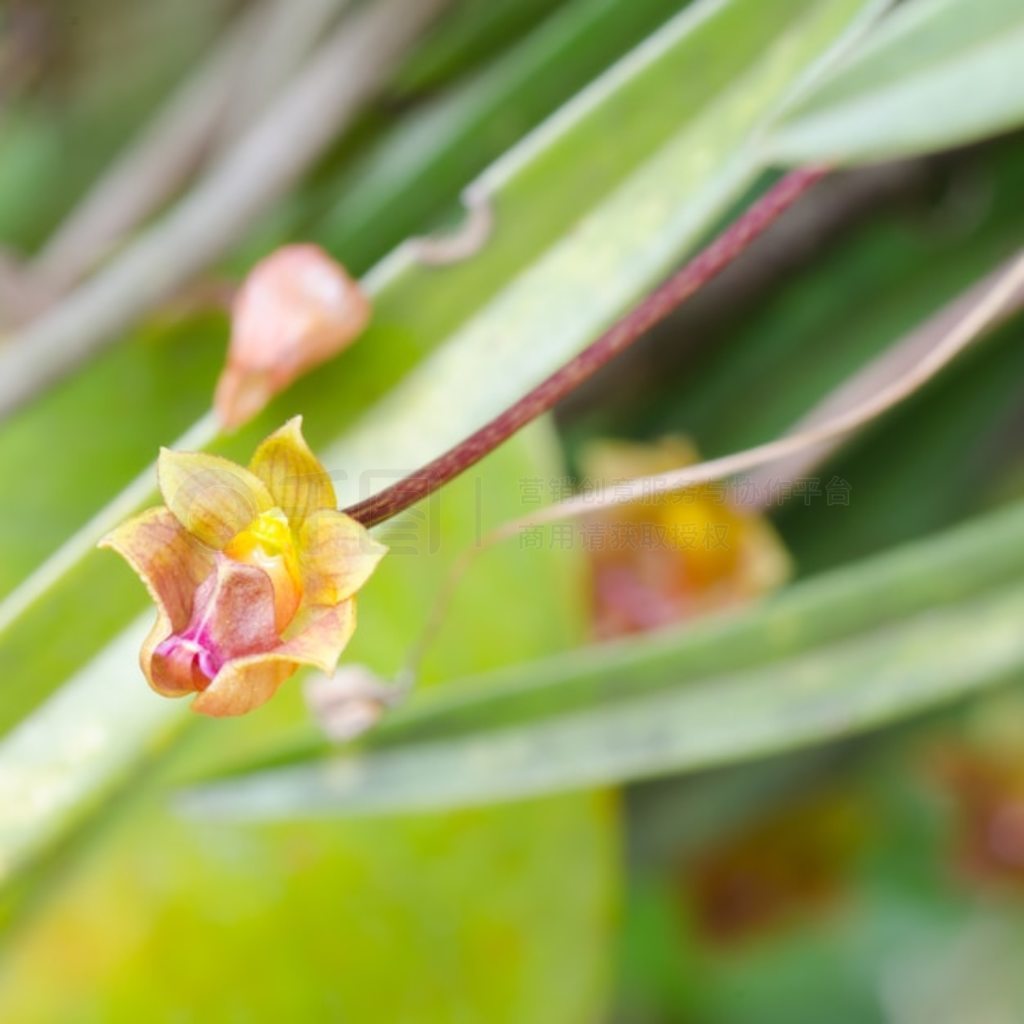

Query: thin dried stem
[[400, 249, 1024, 681], [0, 0, 450, 421], [740, 252, 1024, 504], [497, 248, 1024, 535]]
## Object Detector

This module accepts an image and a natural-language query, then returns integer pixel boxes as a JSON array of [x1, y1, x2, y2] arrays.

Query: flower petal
[[248, 416, 336, 525], [189, 554, 281, 662], [99, 507, 214, 631], [192, 600, 357, 717], [191, 660, 296, 717], [158, 448, 274, 549], [140, 555, 281, 698], [278, 599, 358, 672], [139, 610, 196, 698], [298, 509, 387, 605]]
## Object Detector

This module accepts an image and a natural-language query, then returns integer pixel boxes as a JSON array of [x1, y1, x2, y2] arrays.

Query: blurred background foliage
[[1, 0, 1024, 1021]]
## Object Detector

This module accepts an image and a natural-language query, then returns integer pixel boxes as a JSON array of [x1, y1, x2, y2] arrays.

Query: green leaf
[[2, 793, 618, 1024], [0, 0, 879, 878], [0, 427, 620, 1024], [261, 490, 1024, 751], [767, 0, 1024, 163], [0, 316, 227, 597], [311, 0, 689, 268], [390, 0, 578, 97], [621, 134, 1024, 574], [0, 0, 689, 600], [304, 0, 880, 501], [180, 500, 1024, 816]]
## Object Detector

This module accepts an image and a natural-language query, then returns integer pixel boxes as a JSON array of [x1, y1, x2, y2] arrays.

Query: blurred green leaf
[[181, 500, 1024, 815], [0, 426, 620, 1024], [0, 0, 877, 880], [0, 315, 226, 596], [304, 0, 879, 500], [389, 0, 578, 97], [325, 492, 1024, 746], [0, 0, 685, 602], [310, 0, 688, 268], [767, 0, 1024, 163], [2, 794, 618, 1024], [630, 135, 1024, 573], [0, 112, 63, 250]]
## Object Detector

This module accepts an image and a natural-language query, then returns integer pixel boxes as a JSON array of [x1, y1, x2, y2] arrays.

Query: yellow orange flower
[[681, 793, 865, 946], [100, 417, 386, 717], [579, 436, 790, 638]]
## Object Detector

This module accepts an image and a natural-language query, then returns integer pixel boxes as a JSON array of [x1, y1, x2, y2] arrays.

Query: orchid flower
[[100, 417, 386, 716], [579, 436, 790, 638]]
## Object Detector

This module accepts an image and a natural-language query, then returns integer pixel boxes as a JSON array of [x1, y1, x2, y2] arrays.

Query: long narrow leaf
[[767, 0, 1024, 163], [183, 500, 1024, 815], [0, 0, 881, 886]]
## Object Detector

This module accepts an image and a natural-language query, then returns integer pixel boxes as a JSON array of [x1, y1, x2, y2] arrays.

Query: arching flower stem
[[343, 166, 829, 528]]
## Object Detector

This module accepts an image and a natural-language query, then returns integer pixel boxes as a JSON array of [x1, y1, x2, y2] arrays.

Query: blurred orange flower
[[682, 794, 864, 946], [936, 746, 1024, 889], [100, 417, 386, 717], [578, 436, 790, 638], [215, 244, 371, 429]]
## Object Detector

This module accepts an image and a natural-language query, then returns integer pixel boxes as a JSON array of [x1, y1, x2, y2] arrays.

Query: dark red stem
[[344, 166, 829, 527]]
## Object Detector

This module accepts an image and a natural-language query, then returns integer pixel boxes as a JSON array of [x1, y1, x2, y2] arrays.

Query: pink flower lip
[[153, 632, 220, 690]]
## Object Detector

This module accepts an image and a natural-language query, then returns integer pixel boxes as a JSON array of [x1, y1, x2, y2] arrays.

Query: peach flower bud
[[215, 244, 371, 429]]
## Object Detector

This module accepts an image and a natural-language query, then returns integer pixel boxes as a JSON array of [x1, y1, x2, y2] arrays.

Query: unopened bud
[[215, 244, 370, 429]]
